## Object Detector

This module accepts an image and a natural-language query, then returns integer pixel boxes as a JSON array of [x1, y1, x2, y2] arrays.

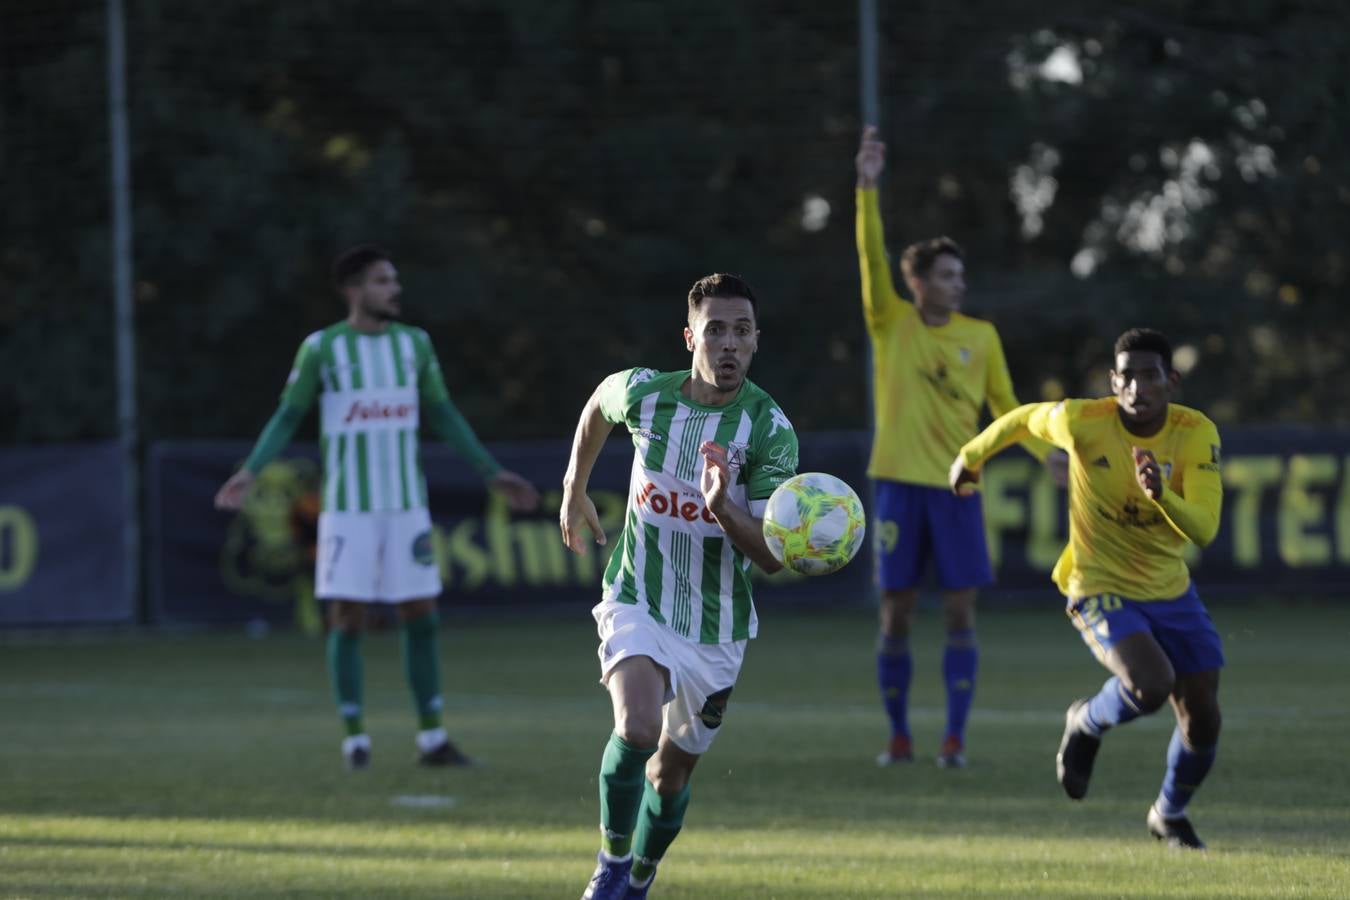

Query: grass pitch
[[2, 599, 1348, 898]]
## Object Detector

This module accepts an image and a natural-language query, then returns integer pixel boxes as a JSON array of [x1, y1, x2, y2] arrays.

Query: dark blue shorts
[[1066, 583, 1225, 675], [873, 479, 992, 592]]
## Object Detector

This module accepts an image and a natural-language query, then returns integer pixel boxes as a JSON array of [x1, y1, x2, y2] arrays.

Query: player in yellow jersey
[[950, 328, 1224, 849], [855, 126, 1067, 768]]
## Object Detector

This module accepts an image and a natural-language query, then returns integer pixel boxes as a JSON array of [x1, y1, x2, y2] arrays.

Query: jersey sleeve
[[598, 367, 660, 425], [1154, 419, 1223, 547], [278, 333, 323, 410], [960, 400, 1075, 469], [414, 329, 452, 406], [746, 405, 800, 514], [983, 328, 1054, 462], [856, 187, 904, 338]]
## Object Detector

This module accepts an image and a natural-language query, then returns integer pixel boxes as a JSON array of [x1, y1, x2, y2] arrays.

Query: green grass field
[[2, 600, 1348, 898]]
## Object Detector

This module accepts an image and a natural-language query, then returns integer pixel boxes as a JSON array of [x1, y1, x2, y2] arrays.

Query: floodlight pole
[[859, 0, 880, 127], [859, 0, 879, 606], [107, 0, 141, 620]]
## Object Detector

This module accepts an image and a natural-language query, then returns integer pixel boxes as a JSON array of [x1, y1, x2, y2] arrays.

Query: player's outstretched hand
[[948, 455, 980, 496], [214, 470, 256, 511], [560, 490, 605, 555], [856, 125, 886, 188], [491, 469, 541, 513], [699, 440, 733, 514], [1132, 447, 1164, 501], [1045, 449, 1070, 488]]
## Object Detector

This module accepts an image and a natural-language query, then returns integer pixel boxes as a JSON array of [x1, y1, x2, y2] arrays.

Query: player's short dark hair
[[332, 243, 391, 288], [687, 273, 759, 321], [900, 236, 964, 282], [1114, 327, 1174, 371]]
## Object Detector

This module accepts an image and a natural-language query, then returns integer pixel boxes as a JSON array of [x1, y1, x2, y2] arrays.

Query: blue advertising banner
[[0, 442, 131, 625], [148, 426, 1350, 626], [985, 426, 1350, 595], [147, 433, 873, 626]]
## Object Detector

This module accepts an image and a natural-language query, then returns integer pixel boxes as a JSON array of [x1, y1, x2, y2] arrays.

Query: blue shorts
[[1066, 583, 1225, 675], [873, 480, 992, 592]]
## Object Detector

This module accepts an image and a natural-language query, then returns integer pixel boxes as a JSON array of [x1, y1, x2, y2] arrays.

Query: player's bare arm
[[699, 440, 782, 573], [214, 469, 256, 511], [489, 470, 541, 513], [856, 124, 885, 189], [560, 385, 612, 555], [1132, 447, 1164, 501], [948, 454, 981, 496]]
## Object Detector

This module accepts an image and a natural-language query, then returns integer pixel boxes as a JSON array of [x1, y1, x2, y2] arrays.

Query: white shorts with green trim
[[592, 598, 746, 756], [316, 509, 441, 603]]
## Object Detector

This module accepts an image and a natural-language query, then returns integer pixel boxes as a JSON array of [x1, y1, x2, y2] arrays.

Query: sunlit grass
[[2, 600, 1347, 897]]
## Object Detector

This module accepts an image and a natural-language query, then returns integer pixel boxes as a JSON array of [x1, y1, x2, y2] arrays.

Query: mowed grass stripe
[[1, 601, 1347, 897]]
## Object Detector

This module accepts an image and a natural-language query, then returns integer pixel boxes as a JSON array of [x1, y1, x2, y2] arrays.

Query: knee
[[331, 615, 364, 636], [1181, 705, 1222, 748], [880, 591, 915, 638], [943, 606, 975, 633], [645, 760, 690, 798], [614, 714, 662, 750], [942, 591, 976, 633], [1126, 674, 1174, 715]]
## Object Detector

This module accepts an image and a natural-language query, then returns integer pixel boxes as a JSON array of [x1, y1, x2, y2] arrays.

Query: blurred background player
[[854, 125, 1068, 768], [950, 327, 1224, 849], [560, 274, 799, 899], [215, 244, 539, 769]]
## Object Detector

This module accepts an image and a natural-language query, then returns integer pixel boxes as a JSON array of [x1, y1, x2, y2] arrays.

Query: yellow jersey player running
[[950, 328, 1224, 850], [855, 125, 1066, 768]]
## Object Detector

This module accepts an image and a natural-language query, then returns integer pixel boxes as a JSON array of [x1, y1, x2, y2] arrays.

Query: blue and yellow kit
[[856, 187, 1048, 487], [958, 399, 1223, 601]]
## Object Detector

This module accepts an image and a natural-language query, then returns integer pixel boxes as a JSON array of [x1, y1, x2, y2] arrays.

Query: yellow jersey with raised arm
[[959, 399, 1223, 600], [856, 187, 1048, 487]]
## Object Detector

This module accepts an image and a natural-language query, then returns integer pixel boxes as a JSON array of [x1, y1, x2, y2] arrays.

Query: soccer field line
[[2, 682, 1339, 727]]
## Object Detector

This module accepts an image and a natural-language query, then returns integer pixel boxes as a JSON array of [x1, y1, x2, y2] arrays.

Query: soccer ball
[[761, 472, 866, 576]]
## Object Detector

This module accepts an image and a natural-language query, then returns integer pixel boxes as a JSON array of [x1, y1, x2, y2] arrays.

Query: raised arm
[[856, 125, 900, 336]]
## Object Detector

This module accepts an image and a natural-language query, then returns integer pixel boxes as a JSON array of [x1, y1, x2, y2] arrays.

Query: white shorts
[[316, 509, 442, 603], [593, 599, 746, 756]]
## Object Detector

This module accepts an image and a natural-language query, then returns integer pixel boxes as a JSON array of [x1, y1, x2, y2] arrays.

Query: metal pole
[[859, 0, 880, 128], [107, 0, 141, 620], [859, 0, 880, 607]]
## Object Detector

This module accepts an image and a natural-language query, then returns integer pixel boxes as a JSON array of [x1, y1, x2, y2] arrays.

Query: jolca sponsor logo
[[344, 400, 415, 424], [635, 481, 718, 524]]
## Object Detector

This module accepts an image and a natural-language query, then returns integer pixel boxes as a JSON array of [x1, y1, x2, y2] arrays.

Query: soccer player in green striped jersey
[[215, 244, 538, 770], [561, 274, 799, 900]]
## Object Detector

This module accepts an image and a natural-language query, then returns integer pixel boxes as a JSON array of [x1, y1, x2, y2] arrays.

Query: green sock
[[326, 630, 364, 736], [630, 781, 690, 882], [401, 611, 443, 730], [598, 732, 658, 857]]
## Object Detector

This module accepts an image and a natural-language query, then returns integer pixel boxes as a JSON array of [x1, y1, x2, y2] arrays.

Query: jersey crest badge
[[727, 441, 749, 470]]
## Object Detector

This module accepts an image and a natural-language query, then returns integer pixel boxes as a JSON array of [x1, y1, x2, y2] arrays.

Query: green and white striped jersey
[[598, 368, 799, 644], [281, 321, 450, 513]]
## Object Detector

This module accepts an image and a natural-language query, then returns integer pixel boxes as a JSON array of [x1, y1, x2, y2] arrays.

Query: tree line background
[[3, 0, 1348, 446]]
